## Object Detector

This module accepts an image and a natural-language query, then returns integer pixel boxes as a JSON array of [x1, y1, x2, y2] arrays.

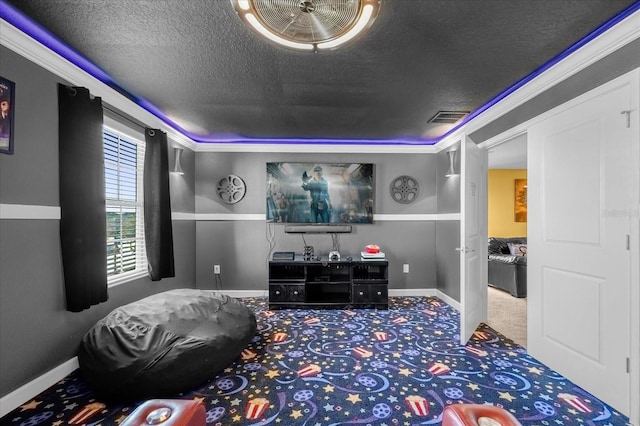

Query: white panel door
[[528, 80, 633, 416], [460, 136, 488, 344]]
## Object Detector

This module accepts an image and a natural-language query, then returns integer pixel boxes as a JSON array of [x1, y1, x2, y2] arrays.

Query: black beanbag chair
[[78, 289, 257, 400]]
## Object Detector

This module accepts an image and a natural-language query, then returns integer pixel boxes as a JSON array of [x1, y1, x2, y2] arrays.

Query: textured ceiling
[[2, 0, 638, 144]]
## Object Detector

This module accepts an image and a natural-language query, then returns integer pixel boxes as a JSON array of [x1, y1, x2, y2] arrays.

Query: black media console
[[268, 255, 388, 309]]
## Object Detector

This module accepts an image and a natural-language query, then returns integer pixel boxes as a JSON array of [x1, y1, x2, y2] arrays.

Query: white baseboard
[[388, 288, 461, 311], [0, 289, 459, 418], [216, 289, 270, 298], [0, 357, 78, 417]]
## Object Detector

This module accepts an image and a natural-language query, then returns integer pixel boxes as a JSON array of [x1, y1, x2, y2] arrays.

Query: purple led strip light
[[1, 0, 639, 146]]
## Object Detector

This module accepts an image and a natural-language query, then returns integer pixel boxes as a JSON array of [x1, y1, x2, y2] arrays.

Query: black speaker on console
[[285, 225, 352, 234]]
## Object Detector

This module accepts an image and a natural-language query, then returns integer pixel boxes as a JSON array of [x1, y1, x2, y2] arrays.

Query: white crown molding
[[479, 67, 640, 149], [459, 7, 640, 139], [194, 142, 438, 154], [2, 7, 638, 154], [0, 16, 436, 154], [0, 18, 198, 152]]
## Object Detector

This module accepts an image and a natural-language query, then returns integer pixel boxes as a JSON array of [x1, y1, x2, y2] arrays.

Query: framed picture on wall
[[0, 76, 15, 155], [514, 178, 527, 222]]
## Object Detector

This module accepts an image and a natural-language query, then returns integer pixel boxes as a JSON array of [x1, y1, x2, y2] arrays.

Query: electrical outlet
[[214, 265, 221, 274], [403, 264, 409, 273]]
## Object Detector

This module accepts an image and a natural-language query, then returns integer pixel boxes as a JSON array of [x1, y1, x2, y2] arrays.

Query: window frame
[[103, 122, 147, 287]]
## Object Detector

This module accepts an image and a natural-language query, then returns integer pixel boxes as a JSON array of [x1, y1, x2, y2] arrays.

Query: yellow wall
[[488, 169, 527, 237]]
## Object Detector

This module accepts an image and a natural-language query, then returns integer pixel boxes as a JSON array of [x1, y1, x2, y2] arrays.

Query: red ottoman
[[121, 399, 205, 426], [442, 404, 522, 426]]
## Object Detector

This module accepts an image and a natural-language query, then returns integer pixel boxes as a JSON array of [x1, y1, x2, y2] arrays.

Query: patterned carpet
[[0, 296, 630, 425]]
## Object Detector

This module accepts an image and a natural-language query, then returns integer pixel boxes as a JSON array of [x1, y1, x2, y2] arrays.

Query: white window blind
[[104, 127, 146, 284]]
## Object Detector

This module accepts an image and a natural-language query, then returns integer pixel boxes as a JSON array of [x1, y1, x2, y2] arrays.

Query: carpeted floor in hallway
[[487, 285, 527, 347]]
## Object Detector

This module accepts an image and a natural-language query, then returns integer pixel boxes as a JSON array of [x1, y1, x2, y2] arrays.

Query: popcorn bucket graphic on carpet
[[304, 317, 320, 325], [405, 395, 429, 416], [297, 364, 321, 377], [558, 393, 592, 413], [245, 398, 270, 420], [428, 362, 450, 375], [69, 402, 106, 424], [473, 330, 491, 340], [432, 300, 442, 307], [392, 317, 408, 324], [465, 346, 488, 357], [374, 331, 388, 341], [263, 310, 276, 317], [353, 347, 373, 358], [422, 309, 437, 316], [272, 332, 288, 342], [241, 348, 257, 360]]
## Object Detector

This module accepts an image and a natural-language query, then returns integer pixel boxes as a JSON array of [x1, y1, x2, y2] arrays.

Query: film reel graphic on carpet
[[389, 175, 419, 204], [217, 174, 246, 204], [3, 297, 628, 426]]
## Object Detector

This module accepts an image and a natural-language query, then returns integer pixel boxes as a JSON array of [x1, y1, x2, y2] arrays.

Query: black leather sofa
[[488, 237, 527, 298]]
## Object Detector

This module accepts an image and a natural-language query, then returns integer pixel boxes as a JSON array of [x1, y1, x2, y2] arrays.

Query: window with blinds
[[104, 127, 146, 284]]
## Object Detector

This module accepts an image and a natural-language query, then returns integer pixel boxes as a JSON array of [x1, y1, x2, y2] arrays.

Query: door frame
[[459, 135, 488, 344], [475, 68, 639, 424]]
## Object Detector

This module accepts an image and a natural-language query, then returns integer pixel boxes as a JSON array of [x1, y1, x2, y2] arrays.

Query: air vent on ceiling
[[427, 111, 470, 124]]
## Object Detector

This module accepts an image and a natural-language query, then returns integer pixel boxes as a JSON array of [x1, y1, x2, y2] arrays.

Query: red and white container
[[405, 396, 429, 416], [245, 398, 270, 420]]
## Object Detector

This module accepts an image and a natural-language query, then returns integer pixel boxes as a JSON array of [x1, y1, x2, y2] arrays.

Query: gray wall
[[0, 44, 458, 399], [0, 46, 196, 397], [194, 152, 444, 292], [436, 221, 461, 301], [5, 28, 634, 400], [435, 143, 461, 300]]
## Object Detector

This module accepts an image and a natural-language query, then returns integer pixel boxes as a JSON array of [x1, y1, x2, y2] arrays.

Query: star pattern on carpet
[[0, 297, 631, 426]]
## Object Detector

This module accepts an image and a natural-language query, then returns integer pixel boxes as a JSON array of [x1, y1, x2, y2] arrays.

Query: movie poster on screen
[[0, 76, 15, 155]]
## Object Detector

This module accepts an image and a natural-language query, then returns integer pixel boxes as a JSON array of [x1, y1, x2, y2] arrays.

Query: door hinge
[[626, 235, 631, 251], [627, 357, 631, 373]]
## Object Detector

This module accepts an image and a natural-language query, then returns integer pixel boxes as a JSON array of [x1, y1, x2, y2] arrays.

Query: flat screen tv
[[267, 162, 374, 224]]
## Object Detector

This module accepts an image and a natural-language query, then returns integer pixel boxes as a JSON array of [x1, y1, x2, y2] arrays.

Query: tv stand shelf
[[269, 255, 388, 309]]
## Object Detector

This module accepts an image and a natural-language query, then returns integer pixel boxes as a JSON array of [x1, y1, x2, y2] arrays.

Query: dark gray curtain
[[58, 84, 108, 312], [144, 128, 175, 280]]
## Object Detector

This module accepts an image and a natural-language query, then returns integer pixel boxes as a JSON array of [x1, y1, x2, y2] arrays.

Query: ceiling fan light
[[317, 4, 375, 50], [231, 0, 381, 52], [244, 13, 315, 50]]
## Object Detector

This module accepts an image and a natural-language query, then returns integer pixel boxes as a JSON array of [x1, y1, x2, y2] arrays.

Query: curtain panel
[[144, 128, 175, 280], [58, 84, 108, 312]]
